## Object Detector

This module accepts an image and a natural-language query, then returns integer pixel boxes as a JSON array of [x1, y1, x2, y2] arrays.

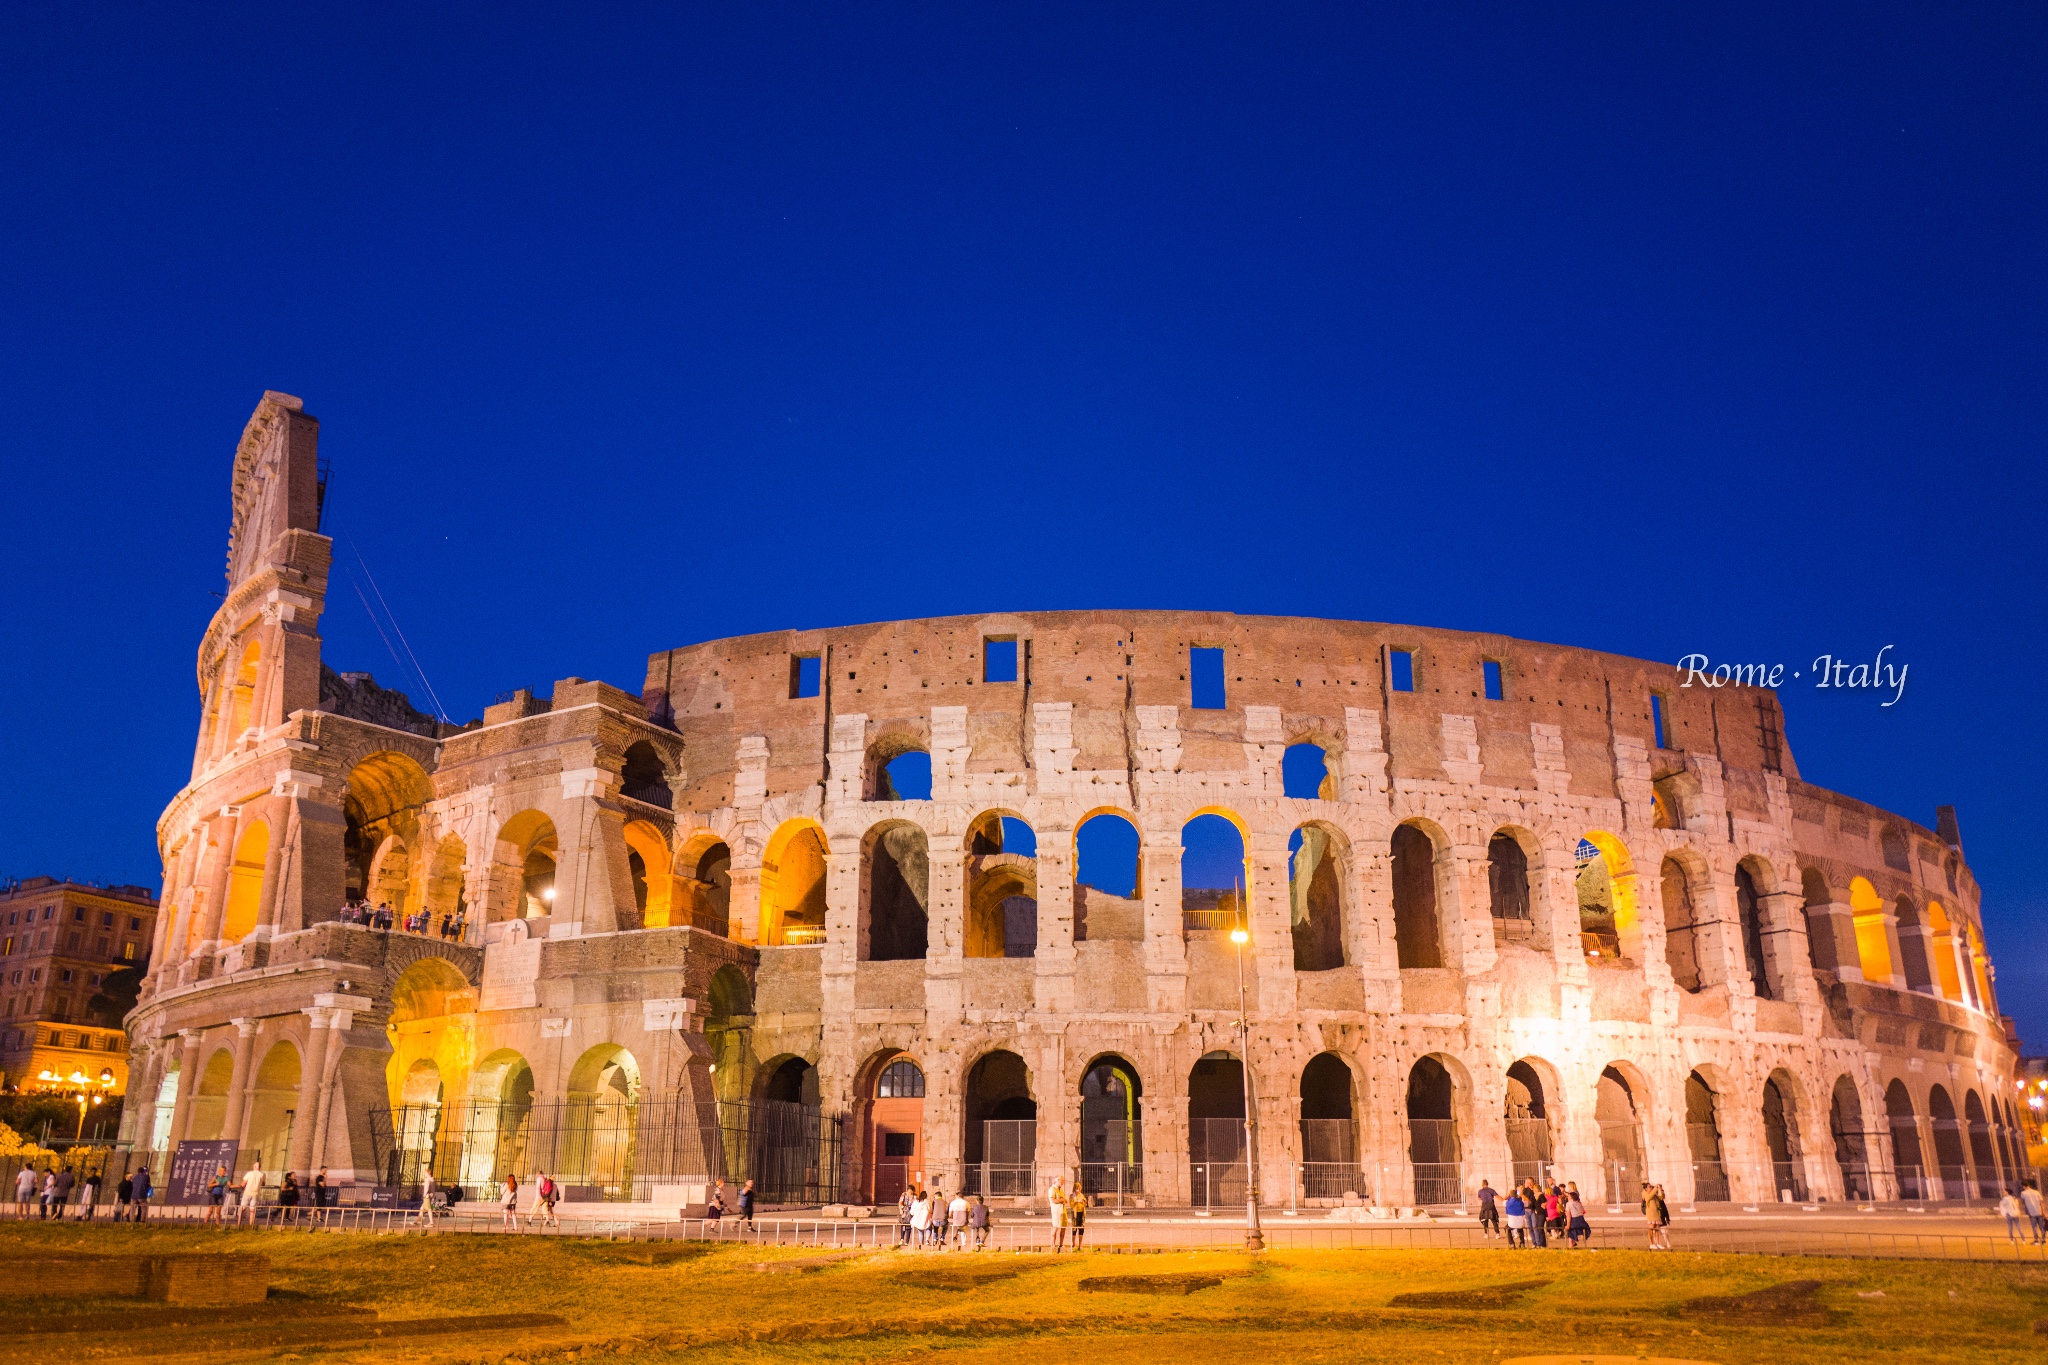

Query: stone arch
[[1685, 1068, 1729, 1200], [864, 727, 932, 801], [1885, 1079, 1927, 1199], [1391, 821, 1444, 969], [1894, 895, 1936, 994], [187, 1046, 236, 1141], [1595, 1062, 1649, 1201], [246, 1039, 301, 1174], [220, 819, 270, 943], [382, 953, 477, 1137], [1080, 1054, 1144, 1199], [1830, 1074, 1874, 1199], [562, 1043, 640, 1197], [1659, 850, 1708, 991], [1800, 866, 1839, 973], [1505, 1056, 1561, 1184], [467, 1048, 536, 1190], [423, 834, 468, 924], [756, 1054, 820, 1107], [1282, 740, 1336, 800], [621, 819, 676, 927], [761, 819, 829, 946], [1405, 1053, 1463, 1204], [367, 833, 411, 915], [1925, 900, 1966, 1003], [1188, 1049, 1250, 1208], [860, 819, 930, 961], [1288, 820, 1347, 972], [1928, 1085, 1968, 1198], [1074, 809, 1142, 941], [676, 833, 733, 936], [1300, 1052, 1359, 1196], [859, 1047, 927, 1202], [1576, 831, 1638, 964], [1762, 1068, 1807, 1199], [618, 740, 673, 809], [343, 751, 435, 904], [1181, 809, 1249, 933], [1964, 1089, 2001, 1197], [1735, 855, 1777, 998], [963, 1048, 1037, 1194], [1847, 877, 1892, 983], [491, 810, 559, 922], [966, 811, 1038, 959], [1486, 826, 1537, 945]]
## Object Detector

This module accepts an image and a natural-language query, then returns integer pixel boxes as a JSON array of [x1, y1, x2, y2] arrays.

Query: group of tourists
[[1045, 1177, 1090, 1250], [705, 1177, 757, 1229], [895, 1184, 992, 1248], [492, 1169, 567, 1230], [1997, 1182, 2046, 1243], [196, 1159, 329, 1226], [1475, 1177, 1600, 1249], [13, 1163, 155, 1221], [337, 899, 468, 940]]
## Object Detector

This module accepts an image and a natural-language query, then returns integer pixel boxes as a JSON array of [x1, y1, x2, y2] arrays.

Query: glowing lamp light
[[1229, 928, 1249, 945], [542, 888, 556, 902]]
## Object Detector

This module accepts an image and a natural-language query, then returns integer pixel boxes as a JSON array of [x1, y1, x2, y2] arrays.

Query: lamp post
[[1230, 885, 1265, 1252]]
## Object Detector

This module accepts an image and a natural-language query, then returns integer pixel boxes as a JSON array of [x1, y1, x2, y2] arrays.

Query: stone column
[[1142, 825, 1188, 1013], [251, 800, 293, 939], [1032, 828, 1076, 1014], [924, 848, 967, 1018], [288, 1010, 335, 1176], [163, 1030, 205, 1155], [304, 993, 370, 1176], [220, 1018, 258, 1145], [1247, 832, 1293, 1016], [1445, 839, 1495, 977]]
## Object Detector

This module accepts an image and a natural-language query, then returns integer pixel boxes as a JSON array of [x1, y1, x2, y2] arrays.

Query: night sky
[[2, 7, 2043, 1038]]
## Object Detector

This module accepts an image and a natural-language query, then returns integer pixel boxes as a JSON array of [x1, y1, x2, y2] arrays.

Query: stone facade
[[124, 393, 2023, 1209]]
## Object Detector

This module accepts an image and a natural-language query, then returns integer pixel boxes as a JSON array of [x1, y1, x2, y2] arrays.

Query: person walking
[[536, 1171, 560, 1228], [1564, 1187, 1590, 1248], [969, 1193, 990, 1250], [908, 1187, 931, 1247], [419, 1168, 437, 1229], [1047, 1177, 1068, 1252], [278, 1171, 301, 1223], [239, 1160, 266, 1226], [740, 1178, 757, 1232], [52, 1167, 76, 1221], [1503, 1187, 1528, 1248], [131, 1163, 152, 1222], [312, 1168, 329, 1224], [77, 1170, 102, 1220], [39, 1168, 56, 1220], [896, 1186, 914, 1247], [948, 1190, 969, 1250], [1476, 1179, 1500, 1240], [1524, 1182, 1547, 1248], [2023, 1181, 2045, 1245], [204, 1164, 230, 1226], [114, 1172, 133, 1222], [2001, 1188, 2025, 1243], [15, 1163, 37, 1218]]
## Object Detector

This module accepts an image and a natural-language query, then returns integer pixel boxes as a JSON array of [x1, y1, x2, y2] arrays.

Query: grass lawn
[[4, 1221, 2045, 1363]]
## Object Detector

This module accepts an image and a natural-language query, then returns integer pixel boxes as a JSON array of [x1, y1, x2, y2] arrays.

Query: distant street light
[[1230, 883, 1265, 1253]]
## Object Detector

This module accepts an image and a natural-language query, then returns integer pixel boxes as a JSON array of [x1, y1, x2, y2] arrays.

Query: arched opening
[[1881, 827, 1910, 871], [1180, 812, 1247, 934], [761, 820, 829, 946], [861, 821, 930, 961], [187, 1047, 236, 1141], [1686, 1070, 1729, 1201], [1661, 855, 1703, 991], [1300, 1053, 1358, 1199], [423, 835, 469, 931], [1762, 1073, 1806, 1200], [1926, 901, 1965, 1003], [1801, 867, 1838, 974], [367, 834, 411, 917], [1885, 1081, 1926, 1200], [1282, 742, 1335, 799], [1074, 811, 1142, 942], [561, 1045, 640, 1199], [864, 1054, 926, 1203], [1406, 1056, 1460, 1205], [1188, 1052, 1248, 1209], [622, 820, 675, 928], [491, 811, 559, 922], [1391, 824, 1444, 968], [1895, 896, 1936, 995], [737, 1056, 824, 1203], [1504, 1058, 1554, 1186], [1487, 830, 1534, 945], [391, 1059, 444, 1188], [866, 737, 933, 801], [466, 1050, 536, 1193], [1965, 1090, 2001, 1198], [1929, 1085, 1969, 1199], [1848, 877, 1892, 983], [1735, 861, 1775, 998], [227, 639, 260, 739], [618, 741, 672, 808], [966, 814, 1037, 958], [1080, 1055, 1143, 1203], [220, 820, 270, 943], [1596, 1065, 1646, 1203], [963, 1050, 1036, 1196], [383, 955, 476, 1187], [1288, 824, 1345, 972], [703, 964, 752, 1100], [342, 752, 434, 914], [1576, 833, 1636, 964], [1830, 1076, 1873, 1200], [246, 1040, 301, 1177], [678, 837, 733, 936]]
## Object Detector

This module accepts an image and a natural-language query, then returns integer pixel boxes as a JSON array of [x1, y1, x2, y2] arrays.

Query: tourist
[[1564, 1187, 1590, 1248], [204, 1164, 230, 1226], [1069, 1186, 1089, 1249], [1544, 1183, 1566, 1243], [239, 1160, 266, 1226], [740, 1178, 757, 1231], [896, 1187, 914, 1246], [131, 1163, 152, 1222], [419, 1168, 437, 1228], [948, 1190, 969, 1249], [706, 1180, 725, 1228], [930, 1188, 949, 1247], [2001, 1188, 2025, 1242], [1523, 1182, 1547, 1248], [1476, 1179, 1500, 1240], [969, 1193, 990, 1250], [52, 1167, 75, 1220], [1503, 1187, 1528, 1248], [78, 1170, 102, 1220], [1047, 1176, 1068, 1252], [313, 1167, 329, 1223], [501, 1173, 520, 1231], [529, 1170, 557, 1228], [909, 1187, 931, 1246], [14, 1163, 36, 1218], [114, 1171, 133, 1221], [278, 1170, 301, 1222], [2023, 1181, 2045, 1244], [1648, 1184, 1672, 1250]]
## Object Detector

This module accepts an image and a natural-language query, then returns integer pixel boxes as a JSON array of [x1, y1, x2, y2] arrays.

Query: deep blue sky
[[3, 6, 2043, 1037]]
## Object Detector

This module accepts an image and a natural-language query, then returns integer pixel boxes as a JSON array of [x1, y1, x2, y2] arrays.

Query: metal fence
[[1189, 1116, 1249, 1208]]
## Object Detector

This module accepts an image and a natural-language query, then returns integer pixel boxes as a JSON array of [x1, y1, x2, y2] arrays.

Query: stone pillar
[[924, 848, 967, 1019], [1247, 832, 1293, 1016], [163, 1030, 205, 1156], [1142, 825, 1188, 1013], [220, 1018, 258, 1145], [304, 993, 370, 1175], [727, 865, 762, 944], [188, 817, 232, 952], [251, 800, 292, 939], [1148, 1039, 1192, 1207], [1445, 840, 1494, 977], [1032, 829, 1076, 1014], [288, 1010, 335, 1176]]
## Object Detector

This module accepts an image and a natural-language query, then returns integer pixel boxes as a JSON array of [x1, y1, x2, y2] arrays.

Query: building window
[[28, 969, 41, 984], [128, 917, 141, 931], [1390, 649, 1415, 693], [100, 912, 114, 928], [42, 907, 54, 920], [878, 1059, 926, 1098], [1, 937, 11, 955], [72, 907, 86, 923], [67, 932, 80, 951], [1651, 693, 1668, 750], [1483, 660, 1504, 701], [122, 942, 136, 961], [95, 938, 109, 956], [89, 973, 103, 988], [789, 654, 821, 699], [59, 969, 73, 984], [1190, 647, 1227, 710], [983, 637, 1019, 683]]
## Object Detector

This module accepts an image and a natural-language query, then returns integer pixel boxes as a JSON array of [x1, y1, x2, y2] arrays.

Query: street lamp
[[1230, 888, 1265, 1252]]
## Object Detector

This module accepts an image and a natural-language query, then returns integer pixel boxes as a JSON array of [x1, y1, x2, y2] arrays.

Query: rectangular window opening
[[1190, 647, 1227, 710], [789, 654, 821, 699], [1651, 693, 1667, 750], [1483, 659, 1504, 702], [1389, 649, 1415, 693], [983, 637, 1019, 683]]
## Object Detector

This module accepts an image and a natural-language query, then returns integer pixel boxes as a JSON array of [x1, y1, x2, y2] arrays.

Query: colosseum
[[124, 391, 2024, 1215]]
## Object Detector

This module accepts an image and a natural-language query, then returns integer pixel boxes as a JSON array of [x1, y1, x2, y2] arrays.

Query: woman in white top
[[908, 1189, 932, 1246], [948, 1192, 970, 1249], [501, 1173, 520, 1231]]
